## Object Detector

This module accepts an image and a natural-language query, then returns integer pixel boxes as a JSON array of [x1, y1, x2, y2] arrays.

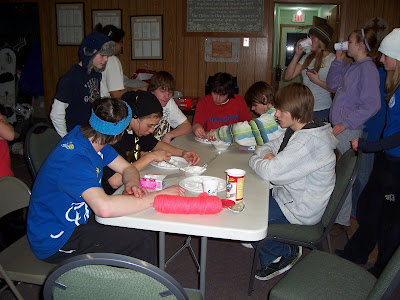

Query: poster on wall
[[130, 15, 163, 60], [92, 9, 122, 29], [56, 3, 85, 46]]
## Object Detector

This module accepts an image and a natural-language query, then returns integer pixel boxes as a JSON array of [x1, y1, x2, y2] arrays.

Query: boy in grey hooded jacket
[[249, 83, 338, 281]]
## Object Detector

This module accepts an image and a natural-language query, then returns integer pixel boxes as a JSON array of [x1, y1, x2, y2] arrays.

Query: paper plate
[[194, 136, 212, 144], [179, 176, 226, 193], [150, 156, 189, 170]]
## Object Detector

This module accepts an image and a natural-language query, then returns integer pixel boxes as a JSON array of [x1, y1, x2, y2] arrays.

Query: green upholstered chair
[[0, 176, 56, 300], [269, 245, 400, 300], [24, 122, 61, 179], [248, 149, 362, 295], [43, 253, 203, 300]]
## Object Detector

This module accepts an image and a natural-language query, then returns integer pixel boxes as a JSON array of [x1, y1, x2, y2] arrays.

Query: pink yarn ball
[[154, 192, 223, 214]]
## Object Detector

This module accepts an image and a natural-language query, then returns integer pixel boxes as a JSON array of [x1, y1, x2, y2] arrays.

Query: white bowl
[[183, 166, 207, 177], [212, 140, 231, 151]]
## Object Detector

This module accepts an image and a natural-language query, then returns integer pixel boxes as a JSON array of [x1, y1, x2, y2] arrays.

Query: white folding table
[[96, 134, 269, 298]]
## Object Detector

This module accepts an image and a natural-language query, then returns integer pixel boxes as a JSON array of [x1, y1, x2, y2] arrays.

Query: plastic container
[[183, 166, 207, 177], [225, 169, 246, 203], [212, 140, 231, 151]]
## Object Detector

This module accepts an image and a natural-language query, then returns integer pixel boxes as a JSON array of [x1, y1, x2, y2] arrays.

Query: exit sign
[[293, 14, 305, 22]]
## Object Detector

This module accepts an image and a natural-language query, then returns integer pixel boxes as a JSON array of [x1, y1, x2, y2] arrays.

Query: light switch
[[243, 38, 249, 47]]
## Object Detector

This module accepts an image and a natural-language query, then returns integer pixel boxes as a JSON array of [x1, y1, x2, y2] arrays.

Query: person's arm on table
[[192, 123, 207, 139], [82, 185, 185, 218], [105, 155, 146, 197], [249, 139, 317, 184], [153, 141, 200, 165], [192, 98, 208, 139], [106, 153, 160, 191], [162, 119, 192, 143]]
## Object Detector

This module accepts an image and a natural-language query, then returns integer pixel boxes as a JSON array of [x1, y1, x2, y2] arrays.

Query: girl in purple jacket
[[326, 28, 381, 227], [337, 28, 400, 278]]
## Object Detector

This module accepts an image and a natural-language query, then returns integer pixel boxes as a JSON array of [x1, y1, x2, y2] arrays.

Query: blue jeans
[[252, 192, 291, 268], [314, 109, 330, 121]]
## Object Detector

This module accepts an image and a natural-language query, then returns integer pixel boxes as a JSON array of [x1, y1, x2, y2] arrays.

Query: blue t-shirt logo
[[65, 202, 90, 226]]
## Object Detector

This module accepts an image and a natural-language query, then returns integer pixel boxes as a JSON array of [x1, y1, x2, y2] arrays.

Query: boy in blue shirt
[[28, 97, 184, 264]]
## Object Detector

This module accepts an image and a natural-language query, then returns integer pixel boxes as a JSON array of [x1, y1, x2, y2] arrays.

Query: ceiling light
[[297, 9, 302, 15]]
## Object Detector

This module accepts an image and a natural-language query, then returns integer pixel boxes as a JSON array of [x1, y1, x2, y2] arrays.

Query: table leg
[[159, 232, 165, 270], [200, 236, 207, 298]]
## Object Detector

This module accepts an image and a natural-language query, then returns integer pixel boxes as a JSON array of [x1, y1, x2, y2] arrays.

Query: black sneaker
[[255, 245, 302, 281]]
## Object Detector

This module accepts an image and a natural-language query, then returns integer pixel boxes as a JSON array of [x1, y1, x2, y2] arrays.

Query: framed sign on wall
[[56, 2, 85, 45], [130, 15, 163, 60], [92, 9, 122, 29], [184, 0, 267, 37]]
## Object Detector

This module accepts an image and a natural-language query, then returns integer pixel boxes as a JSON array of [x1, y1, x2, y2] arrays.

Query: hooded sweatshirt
[[249, 122, 338, 225]]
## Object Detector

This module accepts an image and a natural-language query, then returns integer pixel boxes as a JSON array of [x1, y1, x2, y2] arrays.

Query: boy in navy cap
[[50, 32, 116, 137]]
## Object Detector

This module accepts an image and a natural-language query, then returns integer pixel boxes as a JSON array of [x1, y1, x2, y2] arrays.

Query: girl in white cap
[[336, 28, 400, 278]]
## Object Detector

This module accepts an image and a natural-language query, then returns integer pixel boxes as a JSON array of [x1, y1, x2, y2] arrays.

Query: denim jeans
[[313, 109, 330, 121], [252, 191, 291, 268]]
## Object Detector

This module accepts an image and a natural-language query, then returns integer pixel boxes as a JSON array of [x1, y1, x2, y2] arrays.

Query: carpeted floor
[[2, 153, 400, 299]]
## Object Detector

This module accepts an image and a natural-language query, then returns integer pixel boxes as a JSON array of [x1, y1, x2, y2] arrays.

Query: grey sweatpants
[[335, 128, 362, 226]]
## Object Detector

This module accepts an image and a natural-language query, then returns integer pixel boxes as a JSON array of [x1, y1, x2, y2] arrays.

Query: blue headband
[[89, 101, 132, 135]]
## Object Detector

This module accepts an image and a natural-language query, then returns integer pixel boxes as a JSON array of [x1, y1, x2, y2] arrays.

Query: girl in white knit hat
[[336, 28, 400, 278]]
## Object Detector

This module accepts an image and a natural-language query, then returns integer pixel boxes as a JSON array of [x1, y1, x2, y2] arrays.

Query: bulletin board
[[92, 9, 122, 29], [56, 2, 85, 45], [130, 15, 163, 60]]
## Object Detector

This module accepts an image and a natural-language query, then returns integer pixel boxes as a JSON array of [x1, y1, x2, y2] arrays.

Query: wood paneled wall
[[31, 0, 400, 117]]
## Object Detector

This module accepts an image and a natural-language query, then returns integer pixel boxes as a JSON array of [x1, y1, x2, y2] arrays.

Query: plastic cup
[[299, 38, 312, 48], [225, 169, 246, 203], [334, 41, 349, 51], [203, 179, 218, 196]]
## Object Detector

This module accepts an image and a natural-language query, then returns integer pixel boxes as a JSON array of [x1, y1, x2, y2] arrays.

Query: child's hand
[[123, 185, 149, 198], [306, 70, 320, 85], [150, 150, 172, 162], [335, 48, 346, 61], [351, 138, 359, 151], [193, 124, 207, 139], [207, 129, 216, 141], [182, 150, 200, 165], [332, 123, 346, 136], [263, 153, 275, 160]]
